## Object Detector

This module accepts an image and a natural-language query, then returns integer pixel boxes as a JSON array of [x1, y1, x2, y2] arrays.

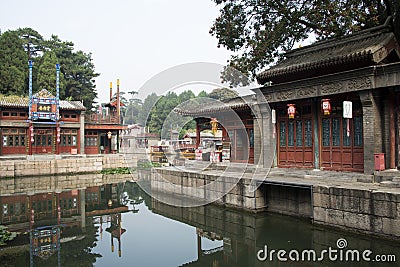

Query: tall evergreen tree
[[15, 27, 44, 59], [44, 35, 99, 109], [36, 51, 65, 94], [0, 30, 28, 95]]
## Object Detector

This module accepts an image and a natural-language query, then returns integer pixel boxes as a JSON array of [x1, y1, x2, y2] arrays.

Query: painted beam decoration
[[31, 92, 58, 121], [29, 63, 60, 122]]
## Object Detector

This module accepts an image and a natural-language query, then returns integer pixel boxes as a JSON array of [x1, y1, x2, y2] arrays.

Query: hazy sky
[[0, 0, 232, 103]]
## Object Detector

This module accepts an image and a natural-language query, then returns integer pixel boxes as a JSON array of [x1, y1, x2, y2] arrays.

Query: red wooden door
[[278, 118, 314, 168], [33, 129, 54, 154], [320, 116, 363, 172]]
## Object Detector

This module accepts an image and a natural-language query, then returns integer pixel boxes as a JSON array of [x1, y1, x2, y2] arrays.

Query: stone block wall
[[313, 185, 400, 239], [0, 155, 129, 178], [152, 168, 267, 212], [0, 173, 133, 195], [264, 184, 312, 218]]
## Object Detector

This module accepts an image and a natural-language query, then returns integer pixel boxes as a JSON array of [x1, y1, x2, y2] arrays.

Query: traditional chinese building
[[0, 90, 126, 156], [0, 61, 125, 156], [177, 19, 400, 174], [255, 18, 400, 173], [0, 89, 85, 155], [84, 81, 126, 154], [175, 95, 258, 164]]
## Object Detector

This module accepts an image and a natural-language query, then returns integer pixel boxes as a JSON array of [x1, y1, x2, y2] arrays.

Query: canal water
[[1, 174, 399, 267]]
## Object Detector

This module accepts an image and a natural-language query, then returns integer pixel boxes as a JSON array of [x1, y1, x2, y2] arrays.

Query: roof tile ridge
[[285, 19, 393, 58]]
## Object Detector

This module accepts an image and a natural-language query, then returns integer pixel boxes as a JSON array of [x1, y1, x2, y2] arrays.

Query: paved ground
[[176, 161, 400, 194]]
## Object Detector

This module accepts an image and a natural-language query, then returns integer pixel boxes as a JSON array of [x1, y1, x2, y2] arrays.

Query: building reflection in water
[[2, 173, 400, 266], [0, 173, 136, 266]]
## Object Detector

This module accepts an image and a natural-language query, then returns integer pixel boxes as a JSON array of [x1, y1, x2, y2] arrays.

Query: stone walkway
[[178, 161, 400, 194]]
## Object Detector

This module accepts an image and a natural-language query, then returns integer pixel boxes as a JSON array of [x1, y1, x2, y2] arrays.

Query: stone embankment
[[0, 172, 133, 195], [313, 185, 400, 240], [0, 154, 131, 178], [151, 166, 400, 240]]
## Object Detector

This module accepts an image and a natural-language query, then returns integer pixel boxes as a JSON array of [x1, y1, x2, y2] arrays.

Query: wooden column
[[389, 93, 396, 169], [313, 100, 320, 169], [196, 119, 201, 148]]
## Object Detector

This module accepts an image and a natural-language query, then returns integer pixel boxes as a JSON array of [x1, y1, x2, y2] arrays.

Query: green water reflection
[[0, 175, 399, 267]]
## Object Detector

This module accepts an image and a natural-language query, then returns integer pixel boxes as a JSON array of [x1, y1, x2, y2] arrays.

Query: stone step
[[357, 176, 374, 183], [379, 181, 400, 188], [392, 177, 400, 183]]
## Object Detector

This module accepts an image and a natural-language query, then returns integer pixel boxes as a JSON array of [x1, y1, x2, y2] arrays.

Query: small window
[[2, 112, 9, 116], [322, 119, 330, 147], [279, 121, 286, 147], [71, 114, 77, 118], [304, 120, 312, 147], [64, 114, 70, 118], [8, 136, 13, 146], [288, 121, 294, 147], [19, 112, 26, 117], [302, 105, 312, 115], [11, 112, 18, 116], [296, 120, 303, 147]]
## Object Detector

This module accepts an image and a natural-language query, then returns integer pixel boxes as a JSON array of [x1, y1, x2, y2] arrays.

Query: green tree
[[197, 90, 208, 97], [123, 91, 141, 124], [208, 87, 238, 101], [15, 27, 44, 59], [15, 28, 45, 93], [44, 35, 99, 109], [148, 92, 179, 135], [138, 92, 158, 126], [0, 30, 28, 95], [36, 51, 65, 94], [178, 90, 195, 103], [211, 0, 400, 86]]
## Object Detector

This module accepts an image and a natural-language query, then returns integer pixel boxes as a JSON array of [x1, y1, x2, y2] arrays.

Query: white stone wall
[[0, 155, 129, 178]]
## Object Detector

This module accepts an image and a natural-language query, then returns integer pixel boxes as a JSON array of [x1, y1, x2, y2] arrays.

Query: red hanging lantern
[[210, 118, 218, 135], [322, 99, 331, 115], [287, 104, 296, 119]]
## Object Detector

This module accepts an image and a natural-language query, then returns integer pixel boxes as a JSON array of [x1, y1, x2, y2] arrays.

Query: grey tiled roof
[[59, 100, 86, 110], [174, 95, 256, 116], [0, 94, 85, 110]]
